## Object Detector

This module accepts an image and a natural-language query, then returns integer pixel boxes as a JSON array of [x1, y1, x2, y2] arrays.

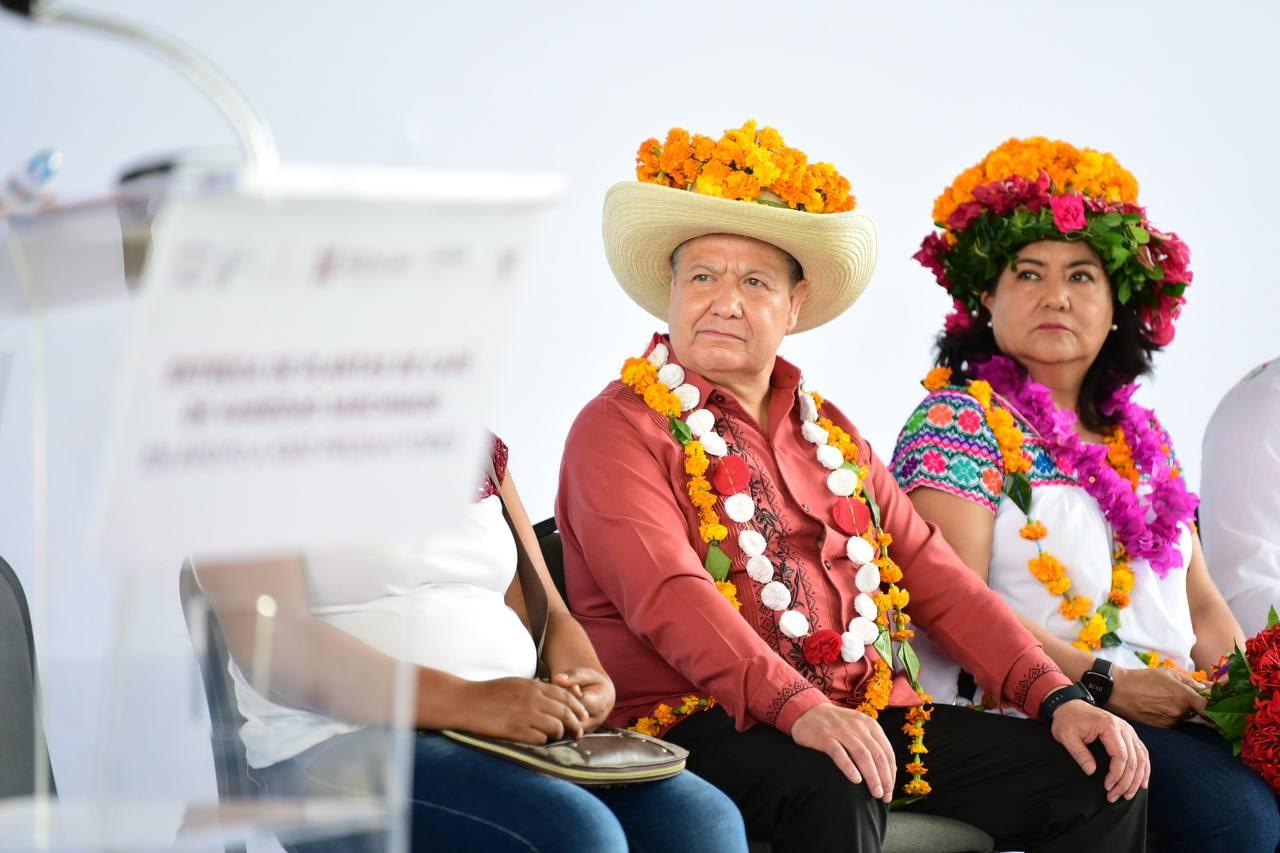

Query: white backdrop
[[2, 0, 1277, 819]]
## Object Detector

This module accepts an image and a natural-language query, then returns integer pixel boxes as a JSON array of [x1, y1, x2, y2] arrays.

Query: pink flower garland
[[972, 355, 1197, 577]]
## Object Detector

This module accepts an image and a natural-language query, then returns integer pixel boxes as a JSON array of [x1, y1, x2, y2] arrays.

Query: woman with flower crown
[[893, 137, 1280, 851]]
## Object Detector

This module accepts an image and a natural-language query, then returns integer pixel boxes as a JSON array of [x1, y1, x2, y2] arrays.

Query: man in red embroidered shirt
[[557, 123, 1149, 853]]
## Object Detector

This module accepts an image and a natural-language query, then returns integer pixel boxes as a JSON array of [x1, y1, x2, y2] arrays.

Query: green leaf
[[898, 640, 922, 691], [1129, 225, 1150, 244], [1204, 692, 1255, 744], [1100, 632, 1122, 649], [864, 485, 882, 531], [1268, 606, 1279, 629], [1116, 279, 1132, 304], [669, 415, 692, 446], [704, 543, 731, 582], [888, 795, 923, 811], [873, 627, 893, 668], [1133, 650, 1154, 666], [840, 461, 859, 471], [1004, 472, 1033, 515]]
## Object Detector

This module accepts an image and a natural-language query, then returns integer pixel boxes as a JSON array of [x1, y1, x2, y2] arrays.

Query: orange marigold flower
[[877, 531, 894, 549], [879, 561, 904, 585], [902, 779, 932, 796], [680, 695, 702, 714], [684, 441, 709, 477], [1109, 591, 1131, 608], [631, 716, 661, 737], [1019, 520, 1048, 541], [643, 383, 682, 418], [810, 391, 825, 407], [922, 367, 953, 392], [905, 761, 927, 776], [1060, 596, 1094, 621], [621, 357, 657, 390], [906, 705, 932, 722], [1046, 577, 1072, 596], [902, 723, 925, 737], [892, 630, 916, 641], [716, 580, 743, 611], [653, 703, 677, 726]]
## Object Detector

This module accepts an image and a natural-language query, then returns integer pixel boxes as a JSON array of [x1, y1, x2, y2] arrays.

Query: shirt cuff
[[772, 685, 828, 735], [1010, 653, 1072, 719]]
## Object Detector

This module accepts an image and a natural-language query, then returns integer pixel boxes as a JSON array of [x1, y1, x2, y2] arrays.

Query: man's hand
[[552, 667, 615, 732], [791, 702, 896, 803], [1050, 698, 1149, 803], [1107, 666, 1207, 728]]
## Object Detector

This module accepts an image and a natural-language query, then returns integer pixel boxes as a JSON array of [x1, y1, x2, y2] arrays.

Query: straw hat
[[602, 123, 878, 334]]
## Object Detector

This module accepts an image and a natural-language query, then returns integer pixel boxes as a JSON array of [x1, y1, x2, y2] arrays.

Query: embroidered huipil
[[556, 335, 1069, 735]]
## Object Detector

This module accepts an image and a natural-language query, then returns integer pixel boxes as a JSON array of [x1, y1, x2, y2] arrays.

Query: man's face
[[667, 233, 809, 382]]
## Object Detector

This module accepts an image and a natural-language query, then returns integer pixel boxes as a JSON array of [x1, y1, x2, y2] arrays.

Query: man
[[556, 122, 1148, 853], [1201, 356, 1280, 636]]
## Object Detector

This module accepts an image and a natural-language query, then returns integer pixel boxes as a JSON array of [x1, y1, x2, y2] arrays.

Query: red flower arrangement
[[803, 629, 843, 665], [1206, 609, 1280, 793]]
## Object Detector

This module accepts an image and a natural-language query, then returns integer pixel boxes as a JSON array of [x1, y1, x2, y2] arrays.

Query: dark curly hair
[[934, 261, 1162, 432]]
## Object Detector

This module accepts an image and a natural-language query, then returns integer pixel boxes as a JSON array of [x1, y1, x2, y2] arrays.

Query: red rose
[[1050, 194, 1087, 233], [1246, 624, 1280, 671], [1242, 694, 1280, 795], [804, 629, 843, 665]]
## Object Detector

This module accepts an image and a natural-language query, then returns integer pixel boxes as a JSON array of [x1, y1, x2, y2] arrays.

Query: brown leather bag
[[438, 464, 688, 786]]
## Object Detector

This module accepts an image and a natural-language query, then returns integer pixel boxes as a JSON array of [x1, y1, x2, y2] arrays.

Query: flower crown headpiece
[[913, 137, 1191, 345], [636, 120, 856, 214]]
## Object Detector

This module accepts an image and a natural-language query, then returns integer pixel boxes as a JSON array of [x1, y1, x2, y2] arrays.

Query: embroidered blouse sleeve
[[557, 394, 828, 734], [849, 404, 1071, 716], [891, 388, 1005, 513]]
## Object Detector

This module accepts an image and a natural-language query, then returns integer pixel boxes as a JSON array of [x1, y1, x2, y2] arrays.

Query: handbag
[[438, 463, 689, 786]]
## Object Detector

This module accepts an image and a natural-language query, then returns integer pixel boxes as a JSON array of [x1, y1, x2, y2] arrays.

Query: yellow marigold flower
[[653, 703, 677, 726], [716, 580, 743, 611], [684, 441, 709, 477], [922, 367, 953, 392], [877, 531, 894, 549], [1110, 566, 1135, 594], [1076, 613, 1107, 649], [1019, 520, 1048, 541], [905, 761, 927, 776], [874, 591, 893, 614], [903, 779, 932, 796], [908, 742, 929, 755], [1072, 640, 1092, 652], [680, 695, 701, 714], [968, 380, 993, 410], [631, 717, 661, 737], [888, 585, 910, 610], [810, 391, 825, 408], [1060, 596, 1093, 621], [699, 521, 728, 544], [621, 357, 657, 390], [892, 630, 916, 641], [879, 561, 904, 585]]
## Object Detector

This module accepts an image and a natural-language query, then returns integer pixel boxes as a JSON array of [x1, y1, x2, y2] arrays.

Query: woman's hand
[[1107, 665, 1207, 728], [450, 677, 590, 744], [552, 667, 615, 732]]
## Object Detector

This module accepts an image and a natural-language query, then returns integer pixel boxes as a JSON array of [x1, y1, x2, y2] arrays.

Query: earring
[[1111, 323, 1118, 331], [986, 320, 993, 328], [970, 309, 979, 318]]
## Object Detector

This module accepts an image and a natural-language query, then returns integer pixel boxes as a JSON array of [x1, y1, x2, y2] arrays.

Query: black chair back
[[0, 556, 55, 798], [533, 517, 567, 603], [178, 562, 260, 809]]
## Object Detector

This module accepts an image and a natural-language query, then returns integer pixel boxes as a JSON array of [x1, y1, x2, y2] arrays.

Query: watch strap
[[1041, 682, 1093, 722]]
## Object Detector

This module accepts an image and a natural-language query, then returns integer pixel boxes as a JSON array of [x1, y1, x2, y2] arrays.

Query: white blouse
[[916, 482, 1195, 707], [224, 495, 538, 768]]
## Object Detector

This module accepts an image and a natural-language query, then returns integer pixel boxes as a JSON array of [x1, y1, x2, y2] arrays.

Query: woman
[[892, 137, 1279, 852], [195, 434, 748, 853]]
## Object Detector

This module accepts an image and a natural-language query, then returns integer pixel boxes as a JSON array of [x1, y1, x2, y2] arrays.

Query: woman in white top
[[892, 137, 1278, 851], [196, 435, 747, 853]]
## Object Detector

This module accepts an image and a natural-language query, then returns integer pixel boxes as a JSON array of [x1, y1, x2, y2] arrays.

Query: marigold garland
[[1134, 651, 1209, 684], [960, 375, 1133, 653], [630, 695, 718, 737], [636, 121, 856, 214]]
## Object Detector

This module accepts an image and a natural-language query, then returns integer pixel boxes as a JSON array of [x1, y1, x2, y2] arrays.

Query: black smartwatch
[[1040, 683, 1094, 723], [1081, 658, 1115, 707]]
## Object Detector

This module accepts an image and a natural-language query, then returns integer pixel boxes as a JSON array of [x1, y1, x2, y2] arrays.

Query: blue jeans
[[254, 729, 748, 853], [1132, 720, 1280, 853]]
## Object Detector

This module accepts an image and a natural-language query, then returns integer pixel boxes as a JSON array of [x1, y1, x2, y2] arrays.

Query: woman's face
[[981, 239, 1114, 376]]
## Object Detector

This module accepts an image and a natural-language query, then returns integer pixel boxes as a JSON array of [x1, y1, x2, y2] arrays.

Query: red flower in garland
[[804, 629, 843, 665], [1246, 624, 1280, 671], [1242, 694, 1280, 795]]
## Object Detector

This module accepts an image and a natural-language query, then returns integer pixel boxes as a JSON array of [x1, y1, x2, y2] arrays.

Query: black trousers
[[663, 705, 1147, 853]]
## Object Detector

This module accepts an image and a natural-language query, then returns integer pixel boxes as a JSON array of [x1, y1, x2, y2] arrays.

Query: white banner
[[90, 178, 557, 568]]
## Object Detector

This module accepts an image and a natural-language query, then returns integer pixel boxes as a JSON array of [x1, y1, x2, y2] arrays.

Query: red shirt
[[556, 335, 1069, 735]]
